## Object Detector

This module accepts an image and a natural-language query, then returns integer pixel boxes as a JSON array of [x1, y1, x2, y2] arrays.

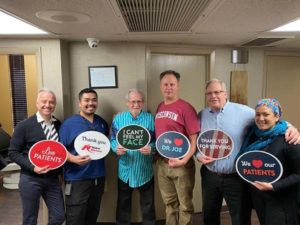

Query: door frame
[[263, 50, 300, 97], [0, 47, 43, 86], [145, 44, 215, 109]]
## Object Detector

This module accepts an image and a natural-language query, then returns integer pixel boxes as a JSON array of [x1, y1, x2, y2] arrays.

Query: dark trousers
[[297, 184, 300, 223], [65, 177, 105, 225], [116, 178, 155, 225], [19, 173, 65, 225], [201, 166, 251, 225], [252, 186, 299, 225]]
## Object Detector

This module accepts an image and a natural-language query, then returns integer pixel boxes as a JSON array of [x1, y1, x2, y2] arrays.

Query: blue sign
[[156, 131, 190, 159], [235, 151, 283, 184]]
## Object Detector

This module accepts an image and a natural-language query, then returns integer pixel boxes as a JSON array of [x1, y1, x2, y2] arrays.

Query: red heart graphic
[[174, 138, 183, 146], [252, 160, 263, 169]]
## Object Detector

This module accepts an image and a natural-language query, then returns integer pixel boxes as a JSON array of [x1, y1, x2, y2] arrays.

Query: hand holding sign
[[139, 145, 151, 155], [196, 154, 215, 165], [33, 165, 51, 174], [168, 158, 187, 168], [68, 154, 91, 166], [116, 146, 126, 156], [252, 181, 274, 191]]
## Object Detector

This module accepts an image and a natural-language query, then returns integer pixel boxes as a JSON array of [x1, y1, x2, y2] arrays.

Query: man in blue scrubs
[[59, 88, 108, 225]]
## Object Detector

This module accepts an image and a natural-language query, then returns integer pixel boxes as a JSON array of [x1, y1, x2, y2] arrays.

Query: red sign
[[197, 129, 234, 159], [29, 140, 68, 169]]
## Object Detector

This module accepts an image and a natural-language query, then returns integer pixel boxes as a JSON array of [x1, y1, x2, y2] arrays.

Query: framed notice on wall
[[88, 66, 118, 89]]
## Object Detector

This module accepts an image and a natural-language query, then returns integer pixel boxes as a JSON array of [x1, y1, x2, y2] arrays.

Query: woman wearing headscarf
[[239, 98, 300, 225]]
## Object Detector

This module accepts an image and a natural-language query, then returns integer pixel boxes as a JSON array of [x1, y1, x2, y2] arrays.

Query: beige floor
[[0, 172, 259, 225]]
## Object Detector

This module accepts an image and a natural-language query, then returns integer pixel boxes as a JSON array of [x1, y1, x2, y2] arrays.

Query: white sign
[[74, 131, 110, 160]]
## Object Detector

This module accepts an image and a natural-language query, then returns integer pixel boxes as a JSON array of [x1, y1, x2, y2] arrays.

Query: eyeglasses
[[205, 90, 224, 97], [128, 100, 143, 105]]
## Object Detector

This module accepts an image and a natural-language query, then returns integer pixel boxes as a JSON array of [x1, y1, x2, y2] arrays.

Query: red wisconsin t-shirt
[[155, 99, 200, 138]]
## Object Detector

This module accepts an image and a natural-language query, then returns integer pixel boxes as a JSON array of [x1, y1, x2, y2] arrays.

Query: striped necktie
[[41, 121, 59, 141]]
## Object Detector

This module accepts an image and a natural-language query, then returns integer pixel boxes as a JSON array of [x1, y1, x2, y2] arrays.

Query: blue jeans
[[19, 173, 65, 225]]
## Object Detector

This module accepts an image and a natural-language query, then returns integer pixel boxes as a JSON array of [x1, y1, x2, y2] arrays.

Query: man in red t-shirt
[[155, 70, 200, 225]]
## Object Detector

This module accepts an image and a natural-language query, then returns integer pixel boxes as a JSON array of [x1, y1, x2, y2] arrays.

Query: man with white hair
[[9, 88, 65, 225], [110, 89, 156, 225]]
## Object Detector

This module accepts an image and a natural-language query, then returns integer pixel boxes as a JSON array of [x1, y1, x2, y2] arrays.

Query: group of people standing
[[8, 69, 300, 225]]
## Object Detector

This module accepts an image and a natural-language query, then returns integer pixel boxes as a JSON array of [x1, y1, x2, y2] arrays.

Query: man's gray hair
[[37, 88, 56, 100], [206, 78, 227, 92], [125, 88, 144, 101]]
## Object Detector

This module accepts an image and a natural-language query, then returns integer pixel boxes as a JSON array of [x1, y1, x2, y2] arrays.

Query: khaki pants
[[157, 158, 195, 225]]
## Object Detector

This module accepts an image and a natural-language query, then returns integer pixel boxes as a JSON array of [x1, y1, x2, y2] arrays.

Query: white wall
[[60, 40, 72, 118], [69, 42, 147, 124]]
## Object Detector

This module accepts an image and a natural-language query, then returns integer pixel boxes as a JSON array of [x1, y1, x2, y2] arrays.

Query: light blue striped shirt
[[198, 101, 255, 173], [111, 111, 155, 188]]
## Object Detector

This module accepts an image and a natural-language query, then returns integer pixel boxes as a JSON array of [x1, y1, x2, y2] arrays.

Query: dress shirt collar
[[208, 101, 229, 113], [36, 112, 56, 123]]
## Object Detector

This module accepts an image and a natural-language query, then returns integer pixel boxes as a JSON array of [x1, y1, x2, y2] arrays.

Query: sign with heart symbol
[[235, 150, 283, 184], [174, 138, 183, 146], [197, 129, 233, 160], [252, 159, 263, 168], [156, 131, 190, 159], [29, 140, 68, 169]]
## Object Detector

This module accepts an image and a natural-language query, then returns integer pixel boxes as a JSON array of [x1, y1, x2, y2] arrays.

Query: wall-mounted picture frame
[[88, 65, 118, 89], [230, 70, 248, 105]]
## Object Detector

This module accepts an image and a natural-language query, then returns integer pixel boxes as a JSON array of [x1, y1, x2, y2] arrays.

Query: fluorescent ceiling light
[[271, 18, 300, 32], [0, 10, 48, 34]]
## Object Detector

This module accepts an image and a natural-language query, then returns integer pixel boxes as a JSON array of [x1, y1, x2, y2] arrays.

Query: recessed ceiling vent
[[116, 0, 210, 32], [241, 37, 293, 47]]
